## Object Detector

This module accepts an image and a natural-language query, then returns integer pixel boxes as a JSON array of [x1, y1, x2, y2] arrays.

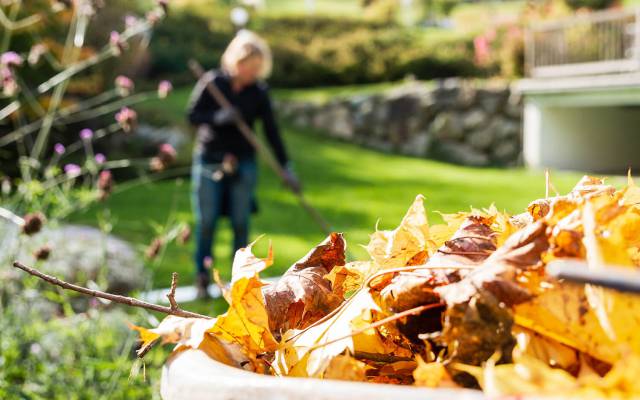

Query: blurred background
[[0, 0, 637, 397]]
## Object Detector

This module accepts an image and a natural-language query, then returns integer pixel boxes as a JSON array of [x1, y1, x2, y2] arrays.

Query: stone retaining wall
[[275, 79, 523, 167]]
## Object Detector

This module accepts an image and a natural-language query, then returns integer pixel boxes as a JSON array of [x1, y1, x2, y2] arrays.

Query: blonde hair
[[221, 30, 272, 79]]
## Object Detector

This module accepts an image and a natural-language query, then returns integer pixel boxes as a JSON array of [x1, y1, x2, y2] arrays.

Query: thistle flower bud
[[79, 128, 93, 140], [145, 237, 164, 260], [34, 245, 51, 261], [64, 163, 82, 177], [22, 212, 45, 236], [109, 31, 125, 56], [1, 67, 17, 96], [150, 143, 177, 172], [157, 80, 172, 99], [1, 51, 23, 67], [97, 170, 114, 201], [115, 107, 137, 132], [124, 15, 139, 29], [114, 75, 134, 96], [54, 143, 66, 155]]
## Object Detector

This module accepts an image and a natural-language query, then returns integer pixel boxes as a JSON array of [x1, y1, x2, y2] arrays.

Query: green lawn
[[71, 121, 588, 289]]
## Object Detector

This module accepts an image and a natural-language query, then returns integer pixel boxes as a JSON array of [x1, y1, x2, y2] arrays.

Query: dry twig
[[12, 261, 210, 319]]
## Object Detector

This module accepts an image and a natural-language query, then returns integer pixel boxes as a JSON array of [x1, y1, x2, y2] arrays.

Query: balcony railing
[[526, 8, 640, 78]]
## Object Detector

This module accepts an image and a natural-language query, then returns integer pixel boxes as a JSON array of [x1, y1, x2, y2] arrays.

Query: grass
[[70, 124, 587, 289]]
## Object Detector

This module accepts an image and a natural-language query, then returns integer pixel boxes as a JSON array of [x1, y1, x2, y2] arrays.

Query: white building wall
[[524, 101, 640, 173]]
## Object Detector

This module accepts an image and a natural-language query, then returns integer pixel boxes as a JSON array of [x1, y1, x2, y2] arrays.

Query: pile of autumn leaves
[[133, 176, 640, 398]]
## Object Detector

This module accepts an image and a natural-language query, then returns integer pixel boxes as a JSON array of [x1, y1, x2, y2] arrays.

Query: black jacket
[[186, 70, 289, 167]]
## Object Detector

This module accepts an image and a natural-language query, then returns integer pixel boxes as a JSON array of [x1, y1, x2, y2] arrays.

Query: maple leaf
[[366, 195, 434, 269], [129, 316, 249, 369], [263, 232, 346, 337]]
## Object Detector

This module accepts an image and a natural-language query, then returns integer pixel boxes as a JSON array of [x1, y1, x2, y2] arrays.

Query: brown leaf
[[379, 215, 498, 314], [263, 232, 346, 336], [431, 221, 551, 386]]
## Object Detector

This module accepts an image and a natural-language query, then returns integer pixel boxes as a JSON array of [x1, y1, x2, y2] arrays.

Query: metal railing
[[526, 8, 640, 78]]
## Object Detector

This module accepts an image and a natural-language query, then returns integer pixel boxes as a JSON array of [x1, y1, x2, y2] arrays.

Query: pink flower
[[54, 143, 66, 155], [94, 153, 106, 164], [474, 35, 491, 65], [1, 66, 17, 96], [109, 31, 125, 55], [1, 51, 23, 67], [79, 128, 93, 140], [150, 143, 177, 171], [115, 75, 134, 96], [157, 80, 172, 98], [124, 15, 138, 28], [64, 163, 82, 177], [115, 107, 137, 132]]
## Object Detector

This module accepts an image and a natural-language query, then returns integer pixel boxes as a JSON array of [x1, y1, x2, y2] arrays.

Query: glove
[[212, 107, 239, 126], [282, 166, 301, 194]]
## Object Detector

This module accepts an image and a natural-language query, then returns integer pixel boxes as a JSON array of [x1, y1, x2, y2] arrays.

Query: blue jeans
[[192, 152, 257, 275]]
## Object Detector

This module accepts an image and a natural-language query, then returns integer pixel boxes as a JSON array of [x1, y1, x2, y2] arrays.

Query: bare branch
[[167, 272, 179, 310], [12, 261, 211, 319]]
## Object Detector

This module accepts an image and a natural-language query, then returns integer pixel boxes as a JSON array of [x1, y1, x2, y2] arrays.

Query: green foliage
[[565, 0, 616, 9], [147, 11, 235, 86], [0, 283, 166, 399], [147, 11, 485, 88]]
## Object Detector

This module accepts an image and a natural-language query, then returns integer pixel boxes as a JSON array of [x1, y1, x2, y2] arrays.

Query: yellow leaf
[[324, 261, 376, 299], [413, 357, 455, 388], [456, 356, 579, 398], [512, 326, 579, 372], [366, 195, 433, 269], [231, 235, 273, 284], [515, 183, 640, 365], [321, 354, 367, 381], [458, 354, 640, 398], [209, 275, 278, 357]]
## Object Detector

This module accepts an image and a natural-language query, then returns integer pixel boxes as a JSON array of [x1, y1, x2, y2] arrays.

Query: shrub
[[146, 12, 485, 88], [565, 0, 616, 10]]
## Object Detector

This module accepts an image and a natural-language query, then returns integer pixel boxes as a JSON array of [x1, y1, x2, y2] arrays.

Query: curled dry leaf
[[263, 232, 346, 336], [273, 288, 381, 378], [379, 214, 498, 314]]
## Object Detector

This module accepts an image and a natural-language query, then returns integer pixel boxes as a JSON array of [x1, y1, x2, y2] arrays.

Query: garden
[[2, 0, 640, 399]]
